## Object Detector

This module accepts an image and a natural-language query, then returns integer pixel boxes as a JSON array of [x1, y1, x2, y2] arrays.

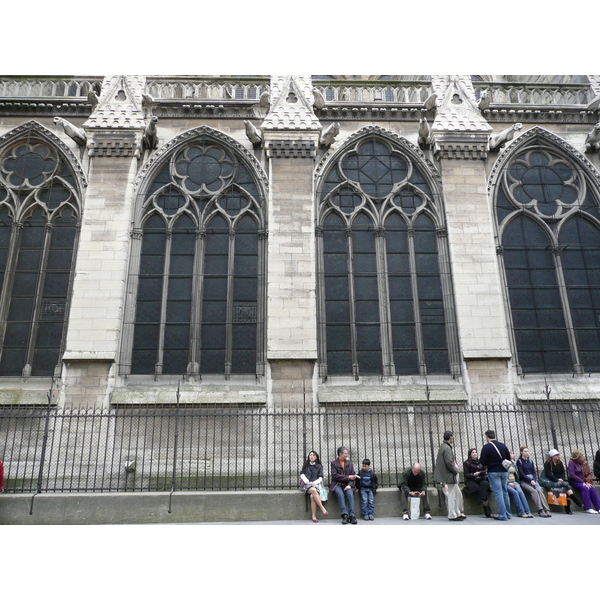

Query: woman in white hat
[[540, 449, 583, 515]]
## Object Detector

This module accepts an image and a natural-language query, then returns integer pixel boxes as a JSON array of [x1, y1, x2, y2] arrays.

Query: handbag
[[490, 441, 512, 470], [548, 487, 568, 506]]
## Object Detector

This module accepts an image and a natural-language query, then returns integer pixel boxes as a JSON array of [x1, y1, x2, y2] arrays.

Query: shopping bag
[[548, 488, 568, 506], [318, 482, 328, 502], [410, 496, 421, 520]]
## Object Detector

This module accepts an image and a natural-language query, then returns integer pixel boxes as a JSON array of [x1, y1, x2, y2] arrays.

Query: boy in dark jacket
[[356, 459, 379, 521]]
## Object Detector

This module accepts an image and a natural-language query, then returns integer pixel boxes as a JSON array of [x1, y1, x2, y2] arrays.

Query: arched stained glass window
[[0, 132, 81, 377], [317, 134, 458, 379], [125, 133, 266, 379], [495, 132, 600, 374]]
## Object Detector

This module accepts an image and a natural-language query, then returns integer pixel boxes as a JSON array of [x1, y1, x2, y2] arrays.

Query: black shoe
[[342, 514, 349, 524], [448, 517, 462, 521], [458, 515, 467, 520], [565, 507, 573, 515], [349, 515, 357, 524]]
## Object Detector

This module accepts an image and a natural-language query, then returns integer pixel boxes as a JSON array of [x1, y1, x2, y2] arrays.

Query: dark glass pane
[[162, 350, 189, 375], [203, 277, 227, 300], [232, 323, 256, 350], [0, 348, 27, 375], [42, 272, 70, 296], [325, 276, 349, 301], [31, 348, 59, 376], [356, 324, 380, 350], [4, 322, 30, 346], [325, 301, 350, 323], [232, 349, 256, 373], [355, 300, 380, 322], [130, 350, 157, 374], [135, 301, 161, 323], [394, 349, 419, 374], [424, 349, 449, 373], [165, 300, 191, 323], [202, 300, 227, 323], [233, 277, 257, 302], [201, 349, 226, 373], [138, 276, 164, 301], [327, 351, 352, 374], [167, 278, 192, 301], [357, 349, 382, 374], [35, 321, 63, 348], [201, 324, 226, 349], [326, 324, 351, 350], [132, 324, 160, 350]]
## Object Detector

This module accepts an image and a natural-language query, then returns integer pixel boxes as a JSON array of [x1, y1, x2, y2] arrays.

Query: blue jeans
[[334, 485, 355, 516], [507, 481, 529, 515], [360, 488, 374, 517], [488, 471, 512, 520]]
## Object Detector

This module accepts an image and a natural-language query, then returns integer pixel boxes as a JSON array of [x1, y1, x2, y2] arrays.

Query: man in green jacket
[[398, 462, 432, 520], [433, 431, 466, 521]]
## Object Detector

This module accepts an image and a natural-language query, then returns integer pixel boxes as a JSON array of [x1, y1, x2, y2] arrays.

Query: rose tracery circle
[[0, 143, 58, 188], [506, 150, 582, 218], [172, 144, 235, 195]]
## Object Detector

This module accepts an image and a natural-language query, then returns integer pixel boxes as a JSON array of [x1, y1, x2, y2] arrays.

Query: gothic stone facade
[[0, 74, 599, 408]]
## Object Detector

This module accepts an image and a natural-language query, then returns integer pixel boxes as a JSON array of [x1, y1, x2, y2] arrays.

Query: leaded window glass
[[0, 135, 81, 377], [127, 135, 265, 378], [317, 135, 457, 378], [495, 135, 600, 373]]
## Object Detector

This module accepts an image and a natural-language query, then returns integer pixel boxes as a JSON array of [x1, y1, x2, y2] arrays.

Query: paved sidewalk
[[164, 511, 600, 526]]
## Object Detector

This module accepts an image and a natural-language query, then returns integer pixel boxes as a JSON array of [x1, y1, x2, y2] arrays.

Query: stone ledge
[[110, 385, 267, 405], [318, 384, 468, 403], [1, 486, 589, 525]]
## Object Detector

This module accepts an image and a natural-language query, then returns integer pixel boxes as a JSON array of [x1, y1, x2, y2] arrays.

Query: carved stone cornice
[[0, 120, 87, 189], [430, 131, 491, 160], [264, 138, 318, 158], [88, 130, 140, 157], [133, 125, 268, 197], [0, 100, 93, 118]]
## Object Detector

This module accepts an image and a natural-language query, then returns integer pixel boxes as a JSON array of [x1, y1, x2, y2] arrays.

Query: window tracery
[[494, 132, 600, 374], [0, 133, 81, 377], [317, 133, 458, 379], [125, 133, 266, 379]]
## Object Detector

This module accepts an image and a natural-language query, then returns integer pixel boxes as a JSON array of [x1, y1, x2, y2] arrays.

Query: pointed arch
[[0, 121, 84, 377], [315, 127, 459, 379], [492, 126, 600, 374], [122, 126, 267, 379]]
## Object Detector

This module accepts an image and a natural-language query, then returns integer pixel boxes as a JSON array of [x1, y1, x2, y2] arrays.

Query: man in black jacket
[[479, 429, 512, 521], [398, 462, 432, 520], [330, 446, 358, 524]]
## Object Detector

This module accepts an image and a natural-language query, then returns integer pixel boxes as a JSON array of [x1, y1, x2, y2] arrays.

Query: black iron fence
[[1, 396, 600, 494]]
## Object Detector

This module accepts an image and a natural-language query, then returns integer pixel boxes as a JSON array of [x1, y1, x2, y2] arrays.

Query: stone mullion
[[155, 228, 172, 379], [552, 245, 584, 374], [224, 228, 236, 380], [436, 227, 461, 377], [0, 221, 23, 361], [187, 228, 204, 379], [23, 222, 53, 376], [495, 244, 521, 376], [315, 226, 328, 380], [408, 227, 426, 375], [375, 227, 394, 377], [255, 229, 268, 378], [347, 227, 359, 380], [119, 228, 143, 376]]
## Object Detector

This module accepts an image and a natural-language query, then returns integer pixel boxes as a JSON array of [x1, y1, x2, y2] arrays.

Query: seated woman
[[463, 448, 492, 517], [539, 449, 583, 515], [300, 450, 328, 523], [507, 450, 533, 518], [567, 449, 600, 515], [516, 446, 551, 517], [593, 449, 600, 481]]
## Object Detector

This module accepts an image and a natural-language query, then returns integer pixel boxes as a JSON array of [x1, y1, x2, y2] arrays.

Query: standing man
[[398, 462, 432, 520], [433, 431, 466, 521], [479, 429, 512, 521], [330, 446, 358, 524]]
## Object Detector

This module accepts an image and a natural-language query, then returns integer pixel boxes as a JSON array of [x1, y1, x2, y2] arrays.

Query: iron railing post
[[545, 379, 558, 450], [167, 380, 181, 514], [30, 377, 55, 514]]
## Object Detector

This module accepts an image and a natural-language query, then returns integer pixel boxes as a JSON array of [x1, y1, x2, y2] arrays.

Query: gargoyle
[[478, 90, 491, 111], [417, 118, 430, 147], [585, 122, 600, 153], [142, 116, 159, 151], [244, 120, 263, 147], [320, 122, 340, 148], [313, 89, 326, 110], [53, 117, 87, 147], [489, 123, 523, 151], [423, 93, 437, 111], [142, 93, 154, 118]]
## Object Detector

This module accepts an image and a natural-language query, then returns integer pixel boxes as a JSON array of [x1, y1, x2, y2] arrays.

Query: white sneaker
[[585, 509, 598, 514], [403, 514, 410, 520], [425, 513, 432, 520]]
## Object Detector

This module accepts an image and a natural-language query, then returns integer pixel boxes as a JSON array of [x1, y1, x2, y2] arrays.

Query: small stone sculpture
[[244, 120, 263, 146], [313, 89, 326, 109], [53, 117, 87, 147], [423, 92, 437, 111], [320, 122, 340, 147], [259, 91, 270, 109], [87, 90, 99, 109], [142, 93, 154, 118], [585, 122, 600, 153], [418, 117, 431, 147], [489, 123, 523, 151], [142, 116, 159, 151], [477, 90, 491, 111], [586, 96, 600, 112]]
